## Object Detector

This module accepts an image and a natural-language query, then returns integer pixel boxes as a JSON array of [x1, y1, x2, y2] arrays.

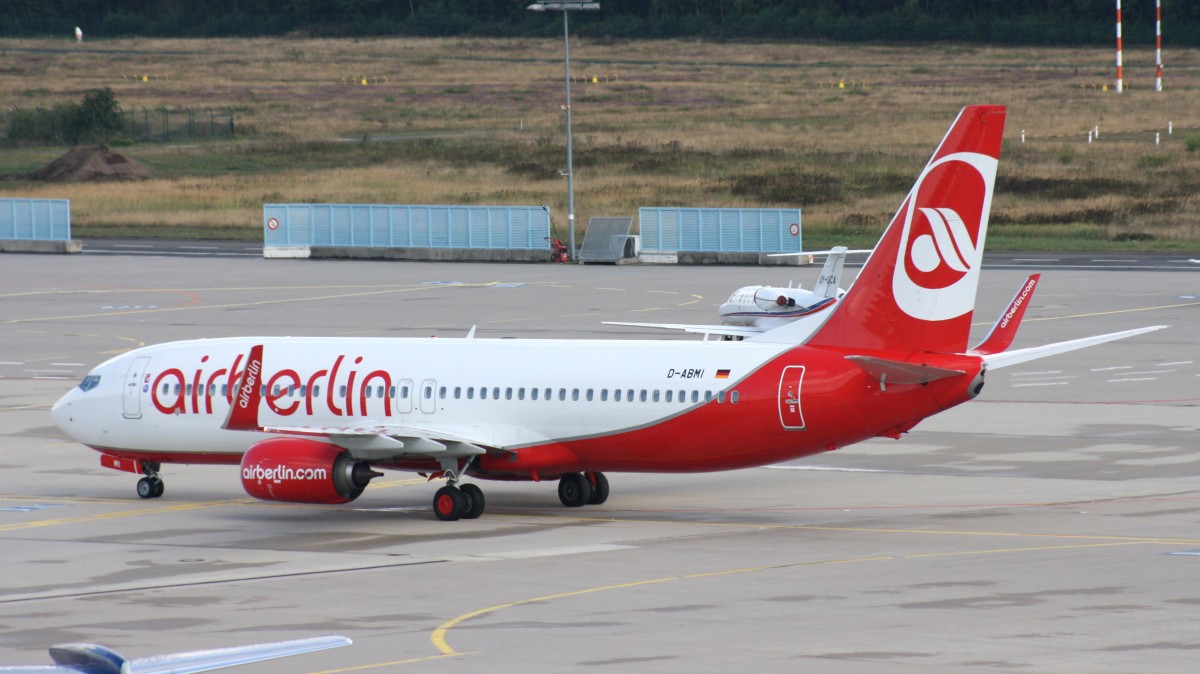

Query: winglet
[[223, 343, 264, 432], [970, 274, 1039, 356]]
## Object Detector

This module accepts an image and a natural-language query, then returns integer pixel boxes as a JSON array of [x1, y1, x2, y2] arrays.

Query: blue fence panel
[[638, 207, 801, 253], [0, 199, 71, 241], [264, 204, 551, 250]]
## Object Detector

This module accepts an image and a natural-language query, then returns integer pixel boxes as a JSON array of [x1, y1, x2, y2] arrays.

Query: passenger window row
[[162, 382, 740, 405]]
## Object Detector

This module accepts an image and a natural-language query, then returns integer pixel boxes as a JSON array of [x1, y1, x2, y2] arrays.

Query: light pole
[[527, 2, 599, 262]]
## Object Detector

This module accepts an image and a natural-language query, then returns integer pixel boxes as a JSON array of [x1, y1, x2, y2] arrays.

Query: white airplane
[[0, 636, 350, 674], [604, 247, 871, 339], [51, 105, 1164, 522]]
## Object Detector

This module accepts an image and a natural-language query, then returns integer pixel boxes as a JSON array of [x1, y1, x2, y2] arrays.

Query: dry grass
[[1, 37, 1199, 249]]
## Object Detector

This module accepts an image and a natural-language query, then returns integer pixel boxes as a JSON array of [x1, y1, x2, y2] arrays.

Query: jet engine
[[240, 438, 380, 504]]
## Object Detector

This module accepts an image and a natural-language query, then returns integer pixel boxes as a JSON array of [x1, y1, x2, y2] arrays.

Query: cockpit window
[[79, 375, 101, 392]]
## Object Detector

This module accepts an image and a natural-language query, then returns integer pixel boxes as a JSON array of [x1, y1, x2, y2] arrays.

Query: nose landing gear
[[135, 462, 164, 499]]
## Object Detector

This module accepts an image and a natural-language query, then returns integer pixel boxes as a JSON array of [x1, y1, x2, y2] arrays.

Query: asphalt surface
[[1, 252, 1198, 673]]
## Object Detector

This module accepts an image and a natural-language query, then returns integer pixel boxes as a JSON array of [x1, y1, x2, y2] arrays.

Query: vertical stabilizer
[[757, 105, 1006, 354]]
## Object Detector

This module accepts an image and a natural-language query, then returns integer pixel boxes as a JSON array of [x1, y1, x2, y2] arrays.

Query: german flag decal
[[715, 369, 730, 379]]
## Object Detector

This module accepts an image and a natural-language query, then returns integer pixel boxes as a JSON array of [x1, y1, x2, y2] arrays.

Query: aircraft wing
[[982, 325, 1167, 370], [602, 321, 764, 338], [263, 423, 496, 460], [0, 637, 351, 674]]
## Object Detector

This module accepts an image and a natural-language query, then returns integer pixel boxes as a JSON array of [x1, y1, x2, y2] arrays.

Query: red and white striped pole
[[1155, 0, 1163, 92], [1115, 0, 1124, 93]]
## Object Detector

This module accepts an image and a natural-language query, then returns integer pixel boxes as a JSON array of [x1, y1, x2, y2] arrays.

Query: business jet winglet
[[52, 105, 1164, 521]]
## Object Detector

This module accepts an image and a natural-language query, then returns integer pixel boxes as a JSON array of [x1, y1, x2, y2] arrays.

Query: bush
[[5, 88, 123, 145], [1185, 135, 1200, 153]]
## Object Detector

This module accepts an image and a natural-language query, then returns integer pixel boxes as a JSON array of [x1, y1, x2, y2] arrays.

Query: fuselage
[[52, 335, 983, 479], [717, 285, 838, 330]]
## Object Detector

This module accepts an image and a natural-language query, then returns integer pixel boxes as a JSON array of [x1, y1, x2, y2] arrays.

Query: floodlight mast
[[527, 2, 600, 262]]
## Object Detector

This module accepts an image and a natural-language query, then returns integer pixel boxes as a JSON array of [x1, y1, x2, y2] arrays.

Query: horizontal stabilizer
[[982, 325, 1167, 370], [845, 355, 965, 387]]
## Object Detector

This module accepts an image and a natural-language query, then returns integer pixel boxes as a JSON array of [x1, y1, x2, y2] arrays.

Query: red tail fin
[[223, 344, 264, 431], [799, 105, 1006, 355]]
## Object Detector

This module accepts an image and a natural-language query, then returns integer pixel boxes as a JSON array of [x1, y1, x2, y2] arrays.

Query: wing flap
[[263, 424, 490, 460]]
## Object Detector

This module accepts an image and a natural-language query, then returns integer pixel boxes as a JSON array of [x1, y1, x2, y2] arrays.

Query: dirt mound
[[20, 145, 157, 182]]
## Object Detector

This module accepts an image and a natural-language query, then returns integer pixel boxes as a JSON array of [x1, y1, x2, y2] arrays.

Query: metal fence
[[263, 204, 552, 250], [638, 207, 802, 253], [0, 199, 70, 241], [123, 107, 235, 142]]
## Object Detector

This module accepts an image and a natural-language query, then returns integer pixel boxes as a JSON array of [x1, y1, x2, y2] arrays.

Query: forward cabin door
[[123, 356, 151, 419], [777, 366, 806, 430]]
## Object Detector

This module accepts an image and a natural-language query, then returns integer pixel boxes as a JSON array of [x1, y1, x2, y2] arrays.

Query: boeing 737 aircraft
[[52, 106, 1163, 521]]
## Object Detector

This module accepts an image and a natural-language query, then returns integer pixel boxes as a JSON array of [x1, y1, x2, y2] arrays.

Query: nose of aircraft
[[51, 386, 82, 440]]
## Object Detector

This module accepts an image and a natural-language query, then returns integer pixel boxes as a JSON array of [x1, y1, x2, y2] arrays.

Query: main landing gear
[[558, 472, 609, 508], [135, 462, 165, 499], [432, 459, 485, 522], [430, 469, 612, 520]]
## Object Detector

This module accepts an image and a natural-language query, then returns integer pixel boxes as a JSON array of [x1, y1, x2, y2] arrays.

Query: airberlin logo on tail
[[893, 151, 997, 321]]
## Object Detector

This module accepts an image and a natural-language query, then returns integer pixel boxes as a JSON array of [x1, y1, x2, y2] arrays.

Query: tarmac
[[1, 252, 1197, 672]]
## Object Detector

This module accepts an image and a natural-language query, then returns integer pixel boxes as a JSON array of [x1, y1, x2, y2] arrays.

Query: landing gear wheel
[[433, 486, 464, 521], [460, 483, 486, 519], [587, 472, 609, 505], [558, 472, 593, 508], [136, 477, 164, 499]]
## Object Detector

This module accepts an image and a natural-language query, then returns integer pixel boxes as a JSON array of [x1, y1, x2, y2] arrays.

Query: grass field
[[1, 37, 1199, 251]]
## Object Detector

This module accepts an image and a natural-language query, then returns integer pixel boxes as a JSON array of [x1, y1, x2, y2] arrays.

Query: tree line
[[3, 1, 1198, 45]]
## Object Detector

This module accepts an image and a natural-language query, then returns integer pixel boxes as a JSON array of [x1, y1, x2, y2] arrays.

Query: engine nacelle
[[240, 438, 379, 504]]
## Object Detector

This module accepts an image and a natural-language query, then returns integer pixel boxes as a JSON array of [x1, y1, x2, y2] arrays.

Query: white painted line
[[764, 465, 888, 473], [87, 250, 260, 257], [1158, 361, 1193, 366], [1120, 370, 1177, 375], [1092, 259, 1138, 262], [0, 361, 25, 365], [1009, 375, 1076, 381], [1091, 366, 1132, 372], [31, 376, 72, 380], [25, 369, 73, 374], [112, 244, 154, 248], [1107, 377, 1158, 383], [1010, 370, 1062, 377], [1012, 382, 1070, 387], [50, 362, 85, 367], [481, 544, 632, 559], [1012, 258, 1060, 262], [179, 245, 220, 250]]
